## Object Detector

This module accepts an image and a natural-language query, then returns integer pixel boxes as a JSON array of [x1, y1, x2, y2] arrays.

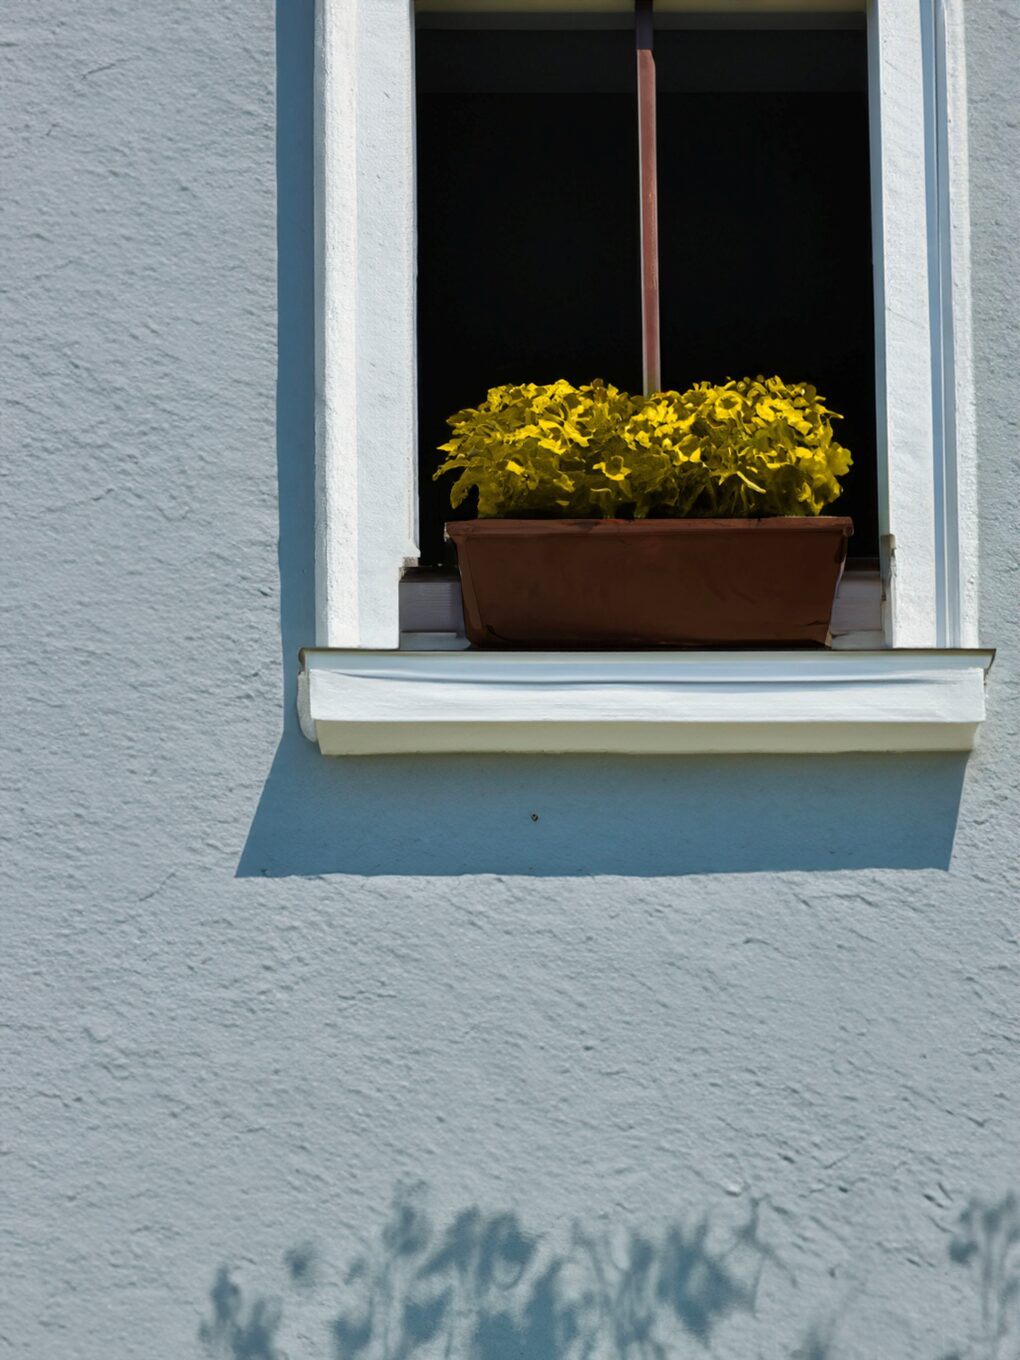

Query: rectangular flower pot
[[446, 517, 853, 649]]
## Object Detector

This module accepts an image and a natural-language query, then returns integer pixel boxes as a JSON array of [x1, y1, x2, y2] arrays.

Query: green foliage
[[434, 377, 852, 519]]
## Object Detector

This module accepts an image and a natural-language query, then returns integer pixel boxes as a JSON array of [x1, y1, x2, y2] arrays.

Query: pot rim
[[446, 516, 854, 539]]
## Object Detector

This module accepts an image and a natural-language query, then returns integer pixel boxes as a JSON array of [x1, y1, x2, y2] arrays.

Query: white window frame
[[302, 0, 990, 756]]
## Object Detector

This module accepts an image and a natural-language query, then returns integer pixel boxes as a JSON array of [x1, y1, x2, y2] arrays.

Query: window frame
[[311, 0, 979, 654]]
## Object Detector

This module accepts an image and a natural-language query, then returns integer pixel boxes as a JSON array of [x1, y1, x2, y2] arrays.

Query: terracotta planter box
[[446, 517, 853, 649]]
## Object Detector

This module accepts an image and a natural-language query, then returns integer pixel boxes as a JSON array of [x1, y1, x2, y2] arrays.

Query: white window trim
[[305, 0, 989, 756], [867, 0, 978, 648], [313, 0, 419, 649]]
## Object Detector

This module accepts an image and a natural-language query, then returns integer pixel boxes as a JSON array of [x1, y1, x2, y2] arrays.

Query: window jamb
[[315, 0, 419, 647]]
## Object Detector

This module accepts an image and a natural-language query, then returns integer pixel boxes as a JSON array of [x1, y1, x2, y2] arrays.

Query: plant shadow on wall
[[242, 0, 968, 879], [940, 1193, 1020, 1360], [198, 1191, 1020, 1360], [200, 1184, 804, 1359]]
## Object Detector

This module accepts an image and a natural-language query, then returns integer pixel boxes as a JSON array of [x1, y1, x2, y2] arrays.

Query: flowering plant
[[435, 376, 852, 519]]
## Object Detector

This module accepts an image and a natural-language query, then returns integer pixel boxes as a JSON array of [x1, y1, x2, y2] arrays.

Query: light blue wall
[[4, 2, 1019, 1356]]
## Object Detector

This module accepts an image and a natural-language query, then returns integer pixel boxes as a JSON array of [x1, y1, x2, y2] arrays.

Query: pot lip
[[446, 516, 854, 538]]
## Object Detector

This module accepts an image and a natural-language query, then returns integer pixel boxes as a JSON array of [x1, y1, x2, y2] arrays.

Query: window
[[301, 0, 990, 755]]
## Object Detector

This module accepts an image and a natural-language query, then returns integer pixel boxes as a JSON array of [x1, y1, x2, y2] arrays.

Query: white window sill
[[298, 649, 994, 756]]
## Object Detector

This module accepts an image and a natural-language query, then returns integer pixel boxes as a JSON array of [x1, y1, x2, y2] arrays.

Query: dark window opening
[[415, 19, 876, 568]]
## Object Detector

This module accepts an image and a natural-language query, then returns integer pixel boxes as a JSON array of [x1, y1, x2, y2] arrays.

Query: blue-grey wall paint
[[3, 2, 1018, 1356]]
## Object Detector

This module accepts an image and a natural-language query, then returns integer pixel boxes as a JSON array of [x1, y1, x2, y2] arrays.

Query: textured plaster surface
[[2, 2, 1019, 1357]]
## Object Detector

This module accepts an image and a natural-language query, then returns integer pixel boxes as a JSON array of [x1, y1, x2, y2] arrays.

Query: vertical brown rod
[[636, 0, 660, 394]]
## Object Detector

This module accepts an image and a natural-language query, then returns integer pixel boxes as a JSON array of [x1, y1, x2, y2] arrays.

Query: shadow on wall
[[200, 1183, 798, 1359], [241, 0, 968, 880], [198, 1189, 1020, 1360], [940, 1192, 1020, 1360]]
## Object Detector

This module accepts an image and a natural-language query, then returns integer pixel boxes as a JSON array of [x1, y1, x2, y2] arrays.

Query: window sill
[[297, 649, 994, 756]]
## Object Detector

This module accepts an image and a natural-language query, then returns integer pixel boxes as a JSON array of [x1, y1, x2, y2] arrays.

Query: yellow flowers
[[713, 390, 744, 420], [594, 456, 630, 482], [435, 377, 852, 519]]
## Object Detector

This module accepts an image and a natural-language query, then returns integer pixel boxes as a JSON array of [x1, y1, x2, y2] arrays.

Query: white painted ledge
[[298, 649, 994, 756]]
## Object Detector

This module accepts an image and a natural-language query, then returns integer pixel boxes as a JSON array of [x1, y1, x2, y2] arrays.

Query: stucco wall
[[3, 2, 1018, 1356]]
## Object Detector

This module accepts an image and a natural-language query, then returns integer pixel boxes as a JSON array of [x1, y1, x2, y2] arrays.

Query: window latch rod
[[636, 0, 661, 395]]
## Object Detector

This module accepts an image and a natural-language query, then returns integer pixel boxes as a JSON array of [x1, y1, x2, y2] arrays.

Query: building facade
[[4, 1, 1019, 1356]]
